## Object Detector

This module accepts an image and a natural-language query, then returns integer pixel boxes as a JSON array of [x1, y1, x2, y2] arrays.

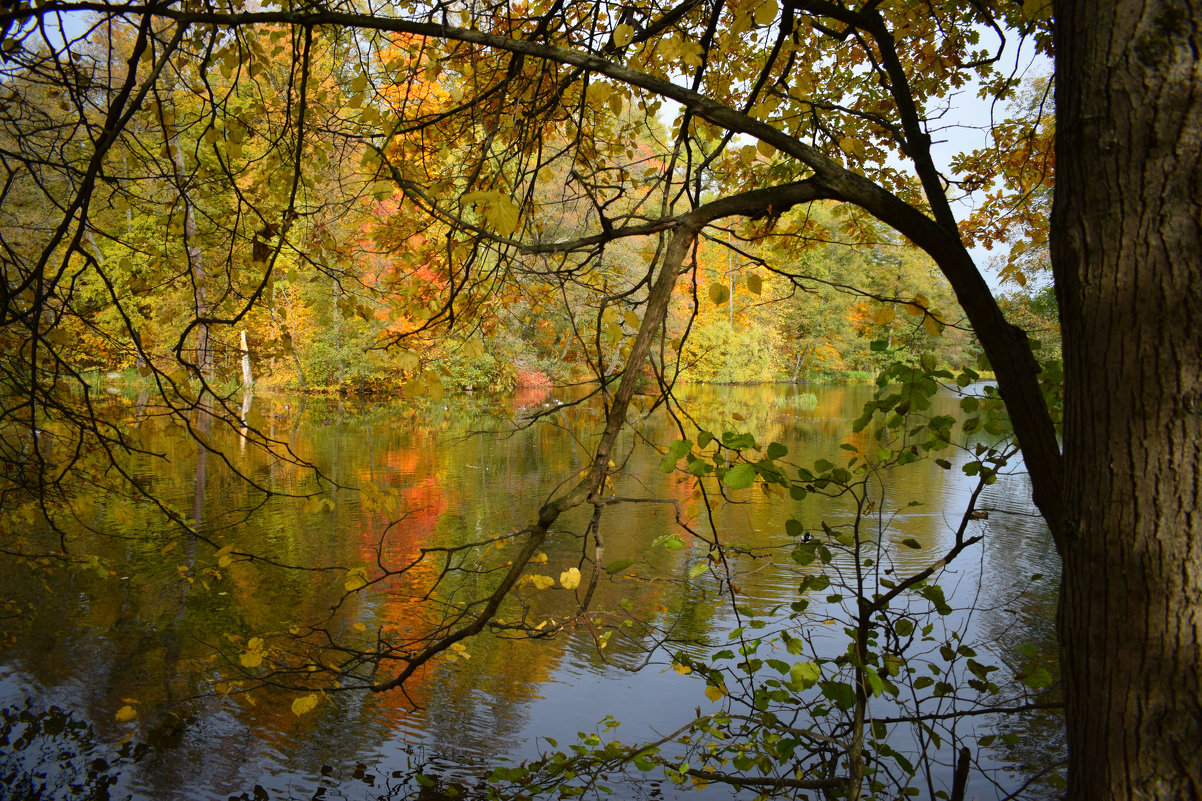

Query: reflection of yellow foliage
[[291, 693, 319, 717], [344, 566, 369, 592], [240, 636, 267, 668]]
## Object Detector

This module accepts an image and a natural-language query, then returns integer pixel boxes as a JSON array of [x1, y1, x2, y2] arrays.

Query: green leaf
[[900, 538, 922, 549], [788, 661, 820, 691], [1022, 667, 1054, 690], [604, 558, 635, 575], [864, 667, 886, 697], [723, 463, 757, 490], [667, 439, 693, 459], [820, 680, 856, 710], [745, 273, 762, 295], [659, 439, 693, 472], [767, 441, 788, 459], [653, 534, 686, 551], [708, 282, 730, 305]]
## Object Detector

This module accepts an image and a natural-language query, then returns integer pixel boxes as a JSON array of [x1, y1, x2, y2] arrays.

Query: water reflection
[[0, 383, 1063, 799]]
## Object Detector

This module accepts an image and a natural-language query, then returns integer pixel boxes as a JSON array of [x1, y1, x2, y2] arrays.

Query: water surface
[[0, 383, 1063, 800]]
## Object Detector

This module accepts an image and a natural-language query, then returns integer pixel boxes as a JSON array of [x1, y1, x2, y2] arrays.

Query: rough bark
[[1053, 1, 1202, 797]]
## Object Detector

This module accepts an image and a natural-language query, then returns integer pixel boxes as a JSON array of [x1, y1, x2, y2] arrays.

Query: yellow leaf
[[486, 196, 521, 236], [606, 321, 623, 345], [613, 23, 634, 47], [623, 310, 640, 329], [841, 136, 866, 161], [874, 305, 895, 325], [530, 552, 548, 564], [560, 567, 582, 590], [463, 191, 521, 236], [753, 0, 778, 26], [673, 664, 693, 675], [704, 683, 727, 702], [344, 567, 369, 592], [240, 651, 264, 669], [709, 282, 730, 305], [923, 311, 945, 336], [608, 90, 625, 116], [291, 694, 319, 717], [746, 274, 762, 295], [115, 705, 138, 723], [756, 138, 775, 158], [904, 294, 928, 316], [530, 574, 555, 590]]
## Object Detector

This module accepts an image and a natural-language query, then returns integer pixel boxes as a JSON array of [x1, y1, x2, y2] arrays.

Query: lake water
[[0, 383, 1063, 800]]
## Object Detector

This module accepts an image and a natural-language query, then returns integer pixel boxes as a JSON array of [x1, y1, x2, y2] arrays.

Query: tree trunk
[[790, 343, 812, 383], [240, 330, 254, 388], [1052, 2, 1202, 797], [154, 81, 212, 381]]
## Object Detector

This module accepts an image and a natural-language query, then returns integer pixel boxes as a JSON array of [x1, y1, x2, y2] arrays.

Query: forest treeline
[[2, 23, 1054, 397]]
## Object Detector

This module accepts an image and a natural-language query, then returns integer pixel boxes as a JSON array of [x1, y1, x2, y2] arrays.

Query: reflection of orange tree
[[354, 446, 453, 712], [346, 440, 591, 740]]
